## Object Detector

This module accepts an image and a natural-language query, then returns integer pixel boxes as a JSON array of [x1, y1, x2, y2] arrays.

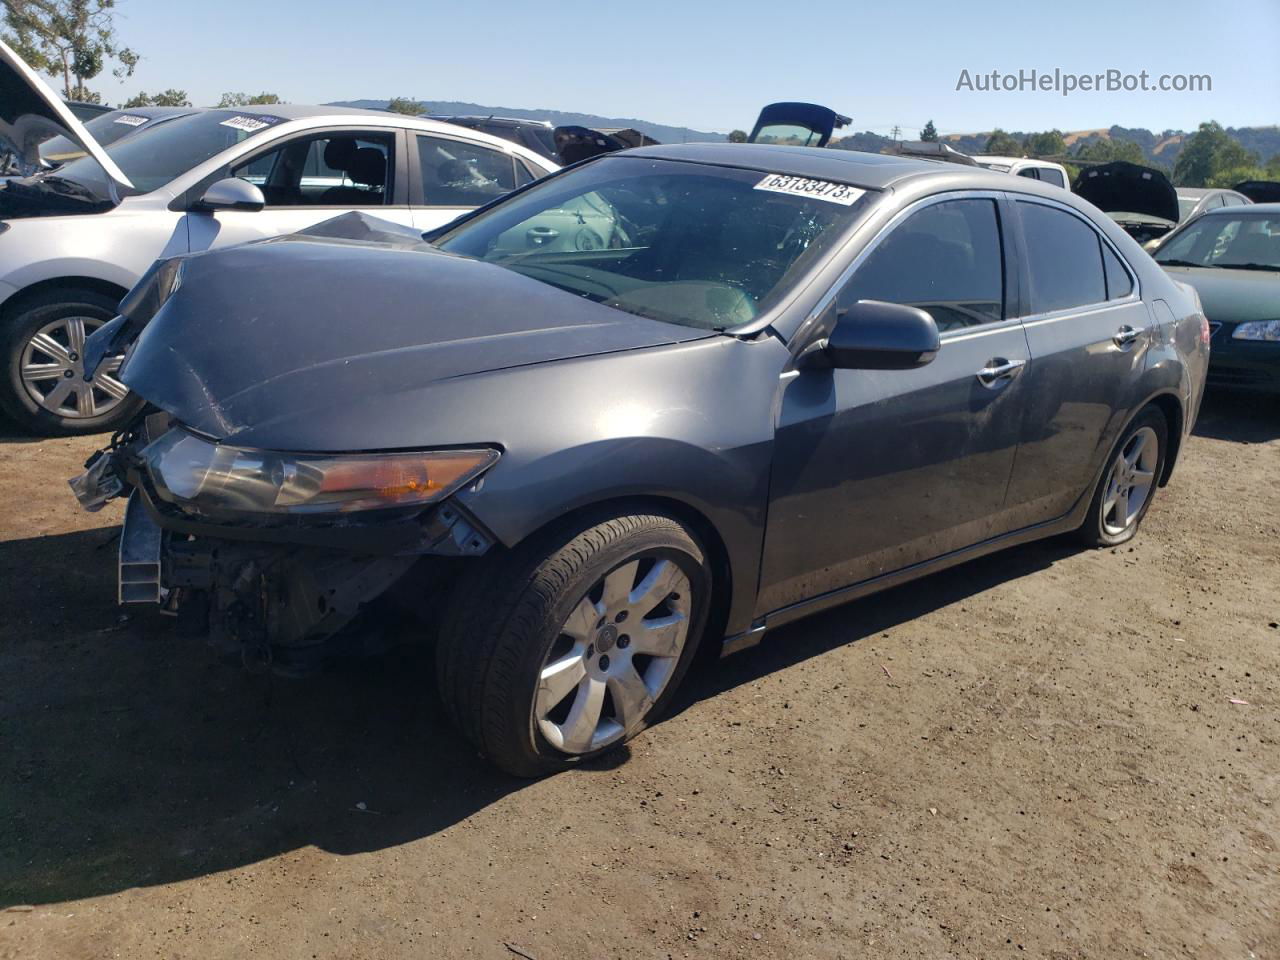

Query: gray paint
[[111, 152, 1209, 645]]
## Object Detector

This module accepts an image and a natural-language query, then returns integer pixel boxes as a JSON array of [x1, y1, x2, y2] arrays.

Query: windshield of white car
[[39, 111, 171, 166], [1176, 195, 1201, 219], [50, 110, 286, 196], [1155, 213, 1280, 271], [435, 156, 871, 330]]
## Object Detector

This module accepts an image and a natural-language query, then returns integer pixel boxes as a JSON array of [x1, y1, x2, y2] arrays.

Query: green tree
[[984, 129, 1022, 155], [386, 96, 425, 116], [1172, 121, 1257, 187], [1073, 138, 1146, 166], [122, 89, 190, 107], [727, 129, 748, 143], [217, 91, 282, 107], [1023, 129, 1065, 158], [2, 0, 138, 101], [1206, 164, 1267, 189], [919, 120, 938, 142]]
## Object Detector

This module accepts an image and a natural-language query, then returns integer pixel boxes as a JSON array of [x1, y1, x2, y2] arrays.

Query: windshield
[[39, 110, 169, 165], [53, 110, 286, 195], [435, 156, 871, 330], [1177, 195, 1201, 219], [1155, 214, 1280, 271]]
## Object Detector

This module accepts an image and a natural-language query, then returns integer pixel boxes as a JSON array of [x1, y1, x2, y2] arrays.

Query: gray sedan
[[73, 144, 1209, 776]]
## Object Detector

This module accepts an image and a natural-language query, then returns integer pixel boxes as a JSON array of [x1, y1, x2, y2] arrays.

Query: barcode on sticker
[[754, 174, 865, 205]]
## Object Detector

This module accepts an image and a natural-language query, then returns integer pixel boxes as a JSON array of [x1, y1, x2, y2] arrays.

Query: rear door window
[[417, 135, 519, 206], [843, 198, 1005, 331], [1016, 201, 1107, 312]]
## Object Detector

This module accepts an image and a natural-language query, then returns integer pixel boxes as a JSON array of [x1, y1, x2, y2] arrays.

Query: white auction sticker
[[113, 114, 148, 127], [754, 173, 865, 205], [220, 115, 270, 133]]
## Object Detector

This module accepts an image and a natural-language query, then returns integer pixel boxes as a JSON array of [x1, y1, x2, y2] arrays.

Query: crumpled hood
[[1161, 265, 1280, 323], [120, 232, 711, 441]]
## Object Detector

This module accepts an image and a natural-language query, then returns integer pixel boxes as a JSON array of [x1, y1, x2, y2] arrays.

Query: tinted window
[[436, 156, 866, 330], [1102, 243, 1133, 299], [1017, 201, 1106, 312], [231, 133, 392, 206], [418, 135, 517, 205], [1017, 168, 1039, 180], [844, 198, 1004, 330], [1039, 168, 1066, 188]]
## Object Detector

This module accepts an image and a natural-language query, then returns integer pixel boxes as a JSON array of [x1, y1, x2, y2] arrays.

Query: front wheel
[[0, 288, 142, 436], [1077, 406, 1168, 547], [436, 513, 711, 777]]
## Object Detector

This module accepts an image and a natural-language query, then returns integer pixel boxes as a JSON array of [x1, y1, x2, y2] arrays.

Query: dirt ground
[[0, 392, 1277, 960]]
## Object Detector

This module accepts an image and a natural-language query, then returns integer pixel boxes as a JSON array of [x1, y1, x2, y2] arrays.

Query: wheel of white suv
[[436, 512, 712, 777], [0, 287, 142, 436], [1077, 406, 1168, 547]]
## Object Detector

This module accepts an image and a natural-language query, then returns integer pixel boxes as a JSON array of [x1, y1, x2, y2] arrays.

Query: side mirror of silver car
[[193, 178, 266, 213]]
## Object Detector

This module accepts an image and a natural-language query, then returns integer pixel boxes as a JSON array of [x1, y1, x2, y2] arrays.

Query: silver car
[[0, 40, 558, 435]]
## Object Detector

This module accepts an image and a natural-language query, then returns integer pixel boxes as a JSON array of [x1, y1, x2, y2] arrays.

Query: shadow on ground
[[1192, 389, 1280, 443], [0, 518, 1074, 908]]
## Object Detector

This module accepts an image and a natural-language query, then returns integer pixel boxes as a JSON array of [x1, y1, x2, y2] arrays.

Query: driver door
[[187, 129, 415, 251], [757, 193, 1031, 614]]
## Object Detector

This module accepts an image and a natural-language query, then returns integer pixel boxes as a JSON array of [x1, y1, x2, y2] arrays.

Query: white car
[[969, 154, 1071, 189], [0, 41, 557, 435]]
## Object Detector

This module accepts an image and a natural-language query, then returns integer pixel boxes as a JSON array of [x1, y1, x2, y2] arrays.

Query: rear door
[[410, 132, 539, 230], [758, 193, 1031, 613], [1001, 197, 1150, 527], [187, 127, 415, 251]]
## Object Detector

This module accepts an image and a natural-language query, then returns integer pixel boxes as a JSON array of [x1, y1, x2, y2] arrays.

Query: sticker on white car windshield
[[219, 115, 280, 133], [113, 114, 148, 127], [754, 173, 865, 205]]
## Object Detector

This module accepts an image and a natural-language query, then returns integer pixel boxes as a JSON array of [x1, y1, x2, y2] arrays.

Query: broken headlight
[[142, 428, 498, 517]]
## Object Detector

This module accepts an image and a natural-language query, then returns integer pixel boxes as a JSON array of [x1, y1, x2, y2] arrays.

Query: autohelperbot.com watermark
[[956, 68, 1212, 96]]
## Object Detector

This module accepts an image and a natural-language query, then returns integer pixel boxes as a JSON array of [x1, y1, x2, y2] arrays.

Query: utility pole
[[890, 125, 902, 143]]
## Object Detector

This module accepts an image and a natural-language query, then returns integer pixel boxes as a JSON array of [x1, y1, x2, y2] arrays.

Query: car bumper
[[1206, 328, 1280, 394]]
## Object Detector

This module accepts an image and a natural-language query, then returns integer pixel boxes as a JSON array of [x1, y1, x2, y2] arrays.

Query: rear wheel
[[0, 288, 141, 436], [1077, 406, 1168, 547], [436, 512, 711, 777]]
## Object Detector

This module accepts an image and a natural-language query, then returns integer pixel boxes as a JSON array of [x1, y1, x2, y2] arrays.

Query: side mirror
[[801, 300, 940, 371], [192, 177, 265, 213]]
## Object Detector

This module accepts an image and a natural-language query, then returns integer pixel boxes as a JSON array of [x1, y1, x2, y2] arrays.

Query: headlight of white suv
[[143, 428, 498, 517], [1231, 320, 1280, 342]]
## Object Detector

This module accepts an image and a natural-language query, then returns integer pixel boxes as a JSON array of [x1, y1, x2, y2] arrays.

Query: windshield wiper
[[1213, 262, 1280, 272], [1156, 259, 1203, 268]]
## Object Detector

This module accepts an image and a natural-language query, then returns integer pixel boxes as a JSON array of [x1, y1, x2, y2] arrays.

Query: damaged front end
[[72, 413, 499, 675]]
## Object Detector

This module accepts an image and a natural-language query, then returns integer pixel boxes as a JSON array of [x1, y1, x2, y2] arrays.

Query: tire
[[0, 287, 143, 436], [1076, 406, 1168, 548], [437, 512, 712, 777]]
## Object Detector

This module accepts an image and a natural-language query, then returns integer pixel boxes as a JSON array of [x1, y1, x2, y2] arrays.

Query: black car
[[1154, 203, 1280, 393], [73, 145, 1208, 776]]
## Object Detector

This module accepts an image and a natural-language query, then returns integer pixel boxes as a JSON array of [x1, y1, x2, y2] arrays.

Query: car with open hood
[[70, 143, 1207, 777], [747, 102, 850, 147], [1074, 160, 1183, 246], [0, 39, 557, 436], [434, 115, 661, 165], [1153, 203, 1280, 393]]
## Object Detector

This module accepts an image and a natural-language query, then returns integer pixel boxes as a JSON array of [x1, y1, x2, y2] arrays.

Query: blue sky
[[99, 0, 1277, 136]]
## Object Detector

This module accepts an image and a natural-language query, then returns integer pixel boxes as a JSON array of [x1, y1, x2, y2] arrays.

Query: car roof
[[1176, 187, 1216, 197], [220, 103, 391, 120], [970, 154, 1050, 165], [1201, 201, 1280, 213], [621, 142, 1028, 191]]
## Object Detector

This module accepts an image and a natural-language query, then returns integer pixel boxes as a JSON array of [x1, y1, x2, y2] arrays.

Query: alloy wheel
[[1101, 426, 1159, 536], [535, 556, 693, 755], [19, 315, 129, 420]]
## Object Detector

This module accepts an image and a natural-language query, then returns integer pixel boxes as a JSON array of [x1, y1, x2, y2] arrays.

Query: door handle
[[976, 358, 1025, 386], [1113, 325, 1141, 347]]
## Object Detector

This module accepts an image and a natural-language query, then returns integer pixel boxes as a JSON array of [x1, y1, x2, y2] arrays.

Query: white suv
[[969, 154, 1071, 189], [0, 41, 557, 435]]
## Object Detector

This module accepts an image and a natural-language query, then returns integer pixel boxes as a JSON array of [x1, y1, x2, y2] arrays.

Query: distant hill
[[329, 99, 726, 145], [924, 124, 1280, 167]]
